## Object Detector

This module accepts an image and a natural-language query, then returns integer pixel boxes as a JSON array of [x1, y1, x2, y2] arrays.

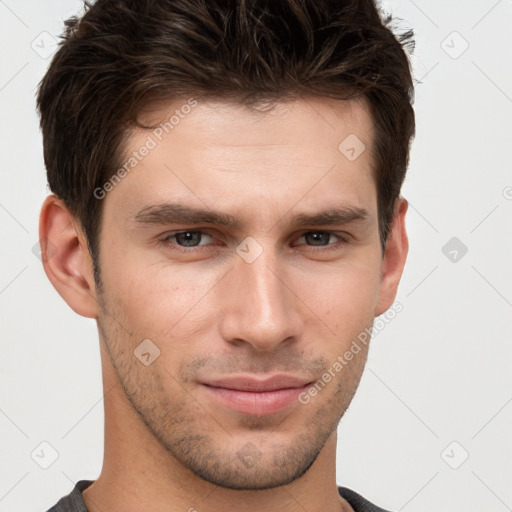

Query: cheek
[[101, 250, 223, 341], [100, 235, 382, 346], [299, 257, 382, 332]]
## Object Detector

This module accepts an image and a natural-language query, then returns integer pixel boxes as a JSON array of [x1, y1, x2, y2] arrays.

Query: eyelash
[[158, 230, 351, 253]]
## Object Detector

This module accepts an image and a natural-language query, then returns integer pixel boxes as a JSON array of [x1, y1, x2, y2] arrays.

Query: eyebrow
[[133, 202, 369, 229]]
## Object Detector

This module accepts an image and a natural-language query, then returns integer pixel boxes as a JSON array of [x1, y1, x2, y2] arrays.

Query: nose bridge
[[219, 243, 301, 351]]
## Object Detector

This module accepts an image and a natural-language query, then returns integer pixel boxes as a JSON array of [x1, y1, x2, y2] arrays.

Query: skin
[[40, 96, 408, 512]]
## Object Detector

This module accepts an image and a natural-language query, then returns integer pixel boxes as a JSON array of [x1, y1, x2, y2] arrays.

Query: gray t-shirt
[[46, 480, 392, 512]]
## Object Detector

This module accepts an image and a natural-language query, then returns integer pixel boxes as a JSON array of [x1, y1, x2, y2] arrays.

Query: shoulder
[[338, 486, 393, 512], [46, 480, 94, 512]]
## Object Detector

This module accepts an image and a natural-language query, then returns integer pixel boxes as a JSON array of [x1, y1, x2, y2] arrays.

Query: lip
[[200, 374, 312, 416]]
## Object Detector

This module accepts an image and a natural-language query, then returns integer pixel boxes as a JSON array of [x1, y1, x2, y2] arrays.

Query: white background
[[0, 1, 511, 511]]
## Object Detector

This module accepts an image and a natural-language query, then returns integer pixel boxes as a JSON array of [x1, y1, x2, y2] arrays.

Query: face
[[95, 97, 385, 490]]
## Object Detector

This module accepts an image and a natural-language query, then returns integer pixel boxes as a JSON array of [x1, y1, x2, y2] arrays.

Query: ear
[[38, 195, 99, 318], [374, 196, 409, 316]]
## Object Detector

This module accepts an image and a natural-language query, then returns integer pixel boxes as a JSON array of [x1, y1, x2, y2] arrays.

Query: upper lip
[[201, 374, 312, 392]]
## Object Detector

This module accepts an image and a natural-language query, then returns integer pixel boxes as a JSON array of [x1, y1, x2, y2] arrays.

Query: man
[[38, 0, 415, 510]]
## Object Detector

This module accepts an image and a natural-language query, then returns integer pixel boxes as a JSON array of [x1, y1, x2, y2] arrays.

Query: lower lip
[[201, 384, 310, 415]]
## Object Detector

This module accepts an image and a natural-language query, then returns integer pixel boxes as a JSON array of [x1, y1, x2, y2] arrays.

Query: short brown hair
[[37, 0, 415, 282]]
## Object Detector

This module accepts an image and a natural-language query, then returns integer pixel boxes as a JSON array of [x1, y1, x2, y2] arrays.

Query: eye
[[160, 230, 214, 248], [157, 229, 350, 254], [295, 231, 349, 248]]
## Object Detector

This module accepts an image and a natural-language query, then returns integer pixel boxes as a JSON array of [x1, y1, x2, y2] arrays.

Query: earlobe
[[38, 195, 99, 319], [374, 197, 409, 317]]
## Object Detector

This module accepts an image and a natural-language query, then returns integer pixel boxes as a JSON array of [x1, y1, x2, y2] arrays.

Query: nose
[[218, 245, 304, 352]]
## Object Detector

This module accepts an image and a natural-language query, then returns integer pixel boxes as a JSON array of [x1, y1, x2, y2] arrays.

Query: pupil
[[177, 232, 200, 246], [306, 232, 329, 246]]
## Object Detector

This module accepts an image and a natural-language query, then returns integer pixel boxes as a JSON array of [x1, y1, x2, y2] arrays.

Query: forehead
[[137, 95, 373, 148], [106, 96, 377, 228]]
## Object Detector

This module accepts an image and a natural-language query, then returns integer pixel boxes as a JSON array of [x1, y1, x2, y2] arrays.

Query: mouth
[[200, 374, 313, 416]]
